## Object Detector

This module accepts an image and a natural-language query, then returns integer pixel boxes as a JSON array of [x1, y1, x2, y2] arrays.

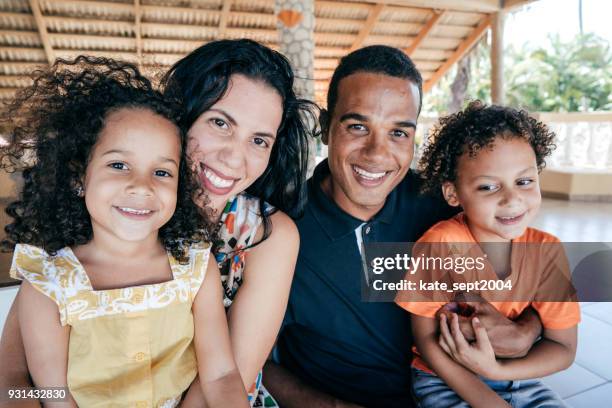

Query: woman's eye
[[154, 170, 172, 178], [517, 178, 534, 186], [211, 118, 228, 129], [253, 137, 270, 148], [109, 162, 128, 170]]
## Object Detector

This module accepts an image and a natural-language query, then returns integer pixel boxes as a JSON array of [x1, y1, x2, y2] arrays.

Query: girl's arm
[[192, 257, 249, 408], [440, 313, 577, 381], [0, 291, 40, 408], [412, 315, 509, 408], [226, 211, 299, 389], [17, 282, 76, 407]]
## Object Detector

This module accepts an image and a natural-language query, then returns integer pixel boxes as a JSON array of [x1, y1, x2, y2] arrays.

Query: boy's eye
[[109, 162, 128, 170], [253, 137, 270, 148], [517, 178, 534, 186], [154, 170, 172, 178]]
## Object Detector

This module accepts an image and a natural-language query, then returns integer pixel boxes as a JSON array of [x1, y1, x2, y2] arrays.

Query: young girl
[[396, 101, 580, 407], [1, 57, 249, 407]]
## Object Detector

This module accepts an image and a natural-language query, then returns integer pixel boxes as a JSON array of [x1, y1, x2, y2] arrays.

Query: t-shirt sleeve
[[395, 227, 454, 318], [9, 244, 68, 326], [532, 239, 581, 329]]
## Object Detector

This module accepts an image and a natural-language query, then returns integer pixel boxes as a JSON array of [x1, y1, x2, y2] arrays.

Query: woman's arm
[[412, 315, 509, 408], [227, 210, 299, 389], [17, 282, 76, 407], [192, 257, 249, 408]]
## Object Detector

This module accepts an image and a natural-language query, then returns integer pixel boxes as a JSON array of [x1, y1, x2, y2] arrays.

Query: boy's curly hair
[[418, 100, 556, 196], [0, 56, 215, 263]]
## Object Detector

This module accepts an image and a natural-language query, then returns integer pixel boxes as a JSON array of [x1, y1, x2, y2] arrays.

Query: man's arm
[[262, 361, 363, 408], [440, 297, 542, 358], [0, 289, 39, 408]]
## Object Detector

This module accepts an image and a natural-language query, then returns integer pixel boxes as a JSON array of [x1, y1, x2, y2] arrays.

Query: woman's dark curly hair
[[419, 100, 556, 196], [0, 56, 215, 263], [161, 39, 318, 246]]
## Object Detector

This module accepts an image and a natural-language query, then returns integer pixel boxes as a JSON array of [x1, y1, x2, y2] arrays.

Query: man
[[263, 45, 542, 407]]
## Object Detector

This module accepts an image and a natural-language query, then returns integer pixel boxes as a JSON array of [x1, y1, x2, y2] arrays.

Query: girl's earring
[[75, 186, 84, 197]]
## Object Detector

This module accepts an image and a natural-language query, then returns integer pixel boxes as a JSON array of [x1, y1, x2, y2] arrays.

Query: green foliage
[[422, 33, 612, 115]]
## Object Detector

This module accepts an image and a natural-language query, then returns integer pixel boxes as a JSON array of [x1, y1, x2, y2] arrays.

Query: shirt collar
[[308, 159, 399, 241]]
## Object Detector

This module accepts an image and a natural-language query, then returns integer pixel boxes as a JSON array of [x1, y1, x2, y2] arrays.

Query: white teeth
[[119, 207, 151, 215], [353, 166, 386, 180], [204, 167, 234, 188]]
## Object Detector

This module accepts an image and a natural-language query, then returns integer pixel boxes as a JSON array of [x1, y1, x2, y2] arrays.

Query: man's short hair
[[326, 45, 423, 117]]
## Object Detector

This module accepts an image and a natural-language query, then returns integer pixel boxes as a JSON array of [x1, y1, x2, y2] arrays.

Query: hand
[[438, 294, 535, 357], [438, 313, 501, 379]]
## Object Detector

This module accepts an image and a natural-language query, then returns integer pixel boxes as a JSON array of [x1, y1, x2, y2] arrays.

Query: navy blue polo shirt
[[276, 159, 456, 408]]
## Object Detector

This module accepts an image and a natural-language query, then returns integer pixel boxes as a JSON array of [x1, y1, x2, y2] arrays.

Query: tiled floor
[[532, 199, 612, 407]]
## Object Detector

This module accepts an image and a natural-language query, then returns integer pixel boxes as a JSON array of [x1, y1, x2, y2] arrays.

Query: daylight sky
[[506, 0, 611, 48]]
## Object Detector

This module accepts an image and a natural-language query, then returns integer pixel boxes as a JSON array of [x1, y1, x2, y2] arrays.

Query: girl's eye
[[477, 184, 499, 192], [211, 118, 229, 130], [253, 137, 270, 148], [109, 162, 128, 170], [154, 170, 172, 178], [517, 178, 534, 186]]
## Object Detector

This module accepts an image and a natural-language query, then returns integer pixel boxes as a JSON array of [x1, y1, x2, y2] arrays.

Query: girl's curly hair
[[418, 100, 556, 196], [0, 56, 215, 263]]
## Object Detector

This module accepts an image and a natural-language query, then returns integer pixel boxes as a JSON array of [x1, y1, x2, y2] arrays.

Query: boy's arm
[[0, 291, 40, 408], [412, 315, 509, 408], [444, 297, 542, 358], [17, 282, 76, 407], [192, 257, 249, 408], [440, 313, 576, 381]]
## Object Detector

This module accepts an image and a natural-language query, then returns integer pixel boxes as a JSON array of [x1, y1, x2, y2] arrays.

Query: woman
[[0, 39, 317, 407]]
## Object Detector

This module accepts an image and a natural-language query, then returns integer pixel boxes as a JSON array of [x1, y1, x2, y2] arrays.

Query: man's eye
[[391, 129, 409, 138], [348, 124, 367, 132], [517, 178, 534, 186], [109, 162, 128, 170], [155, 170, 172, 177]]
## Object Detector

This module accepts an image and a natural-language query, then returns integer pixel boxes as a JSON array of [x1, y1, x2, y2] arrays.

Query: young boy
[[397, 101, 579, 408]]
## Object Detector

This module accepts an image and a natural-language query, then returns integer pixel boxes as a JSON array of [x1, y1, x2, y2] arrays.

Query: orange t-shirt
[[396, 213, 581, 374]]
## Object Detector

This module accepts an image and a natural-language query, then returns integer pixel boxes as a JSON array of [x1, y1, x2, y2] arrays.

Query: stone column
[[275, 0, 315, 100]]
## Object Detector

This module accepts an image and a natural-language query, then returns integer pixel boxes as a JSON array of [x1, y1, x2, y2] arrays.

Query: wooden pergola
[[0, 0, 536, 106]]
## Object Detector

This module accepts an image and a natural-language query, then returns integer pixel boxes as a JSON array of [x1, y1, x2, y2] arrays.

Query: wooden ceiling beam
[[405, 9, 444, 56], [423, 14, 491, 92], [28, 0, 55, 65], [349, 3, 384, 52], [218, 0, 233, 39], [339, 0, 500, 13], [134, 0, 142, 67]]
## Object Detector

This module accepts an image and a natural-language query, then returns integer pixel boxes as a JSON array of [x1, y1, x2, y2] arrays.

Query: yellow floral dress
[[10, 242, 210, 408]]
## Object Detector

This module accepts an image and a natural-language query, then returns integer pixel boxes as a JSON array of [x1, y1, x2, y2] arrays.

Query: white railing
[[415, 112, 612, 171]]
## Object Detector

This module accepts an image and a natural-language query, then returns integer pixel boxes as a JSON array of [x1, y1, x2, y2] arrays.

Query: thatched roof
[[0, 0, 535, 105]]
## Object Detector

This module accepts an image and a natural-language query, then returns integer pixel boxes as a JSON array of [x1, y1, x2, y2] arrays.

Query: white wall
[[0, 285, 18, 330]]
